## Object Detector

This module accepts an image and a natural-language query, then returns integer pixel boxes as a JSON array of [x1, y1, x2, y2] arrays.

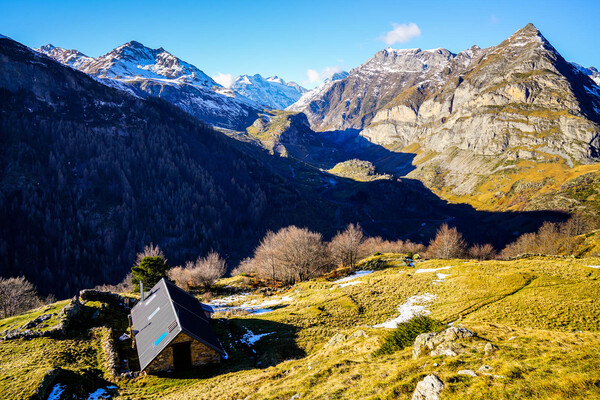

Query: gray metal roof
[[130, 278, 225, 371]]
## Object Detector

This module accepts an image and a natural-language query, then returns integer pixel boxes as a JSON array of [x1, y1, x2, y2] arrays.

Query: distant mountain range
[[36, 41, 308, 129], [1, 24, 599, 297]]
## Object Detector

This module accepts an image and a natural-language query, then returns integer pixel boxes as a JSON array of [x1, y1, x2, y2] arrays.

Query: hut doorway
[[172, 342, 192, 370]]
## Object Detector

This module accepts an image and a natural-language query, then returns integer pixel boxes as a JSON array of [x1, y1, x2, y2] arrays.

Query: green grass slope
[[2, 256, 600, 399]]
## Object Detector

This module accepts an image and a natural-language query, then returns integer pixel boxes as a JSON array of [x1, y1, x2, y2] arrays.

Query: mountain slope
[[230, 74, 307, 109], [36, 41, 259, 129], [3, 256, 600, 399], [296, 24, 600, 165], [0, 36, 333, 297], [4, 36, 486, 297]]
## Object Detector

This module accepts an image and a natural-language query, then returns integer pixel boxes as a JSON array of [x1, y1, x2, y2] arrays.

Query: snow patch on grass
[[242, 328, 274, 346], [373, 293, 437, 328], [415, 266, 452, 274], [334, 270, 373, 283], [48, 384, 66, 400], [433, 273, 451, 284]]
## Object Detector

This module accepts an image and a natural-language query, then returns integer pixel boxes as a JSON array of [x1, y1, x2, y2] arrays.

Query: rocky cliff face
[[296, 24, 600, 165]]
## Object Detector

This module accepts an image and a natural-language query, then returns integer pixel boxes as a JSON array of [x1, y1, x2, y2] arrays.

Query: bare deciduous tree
[[329, 223, 364, 269], [169, 251, 227, 290], [135, 243, 165, 267], [468, 243, 497, 260], [0, 276, 40, 318], [426, 224, 467, 259], [251, 226, 331, 285]]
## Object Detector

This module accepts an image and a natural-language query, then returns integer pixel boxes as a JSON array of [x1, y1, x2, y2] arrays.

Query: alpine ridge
[[36, 41, 260, 129], [292, 24, 600, 166]]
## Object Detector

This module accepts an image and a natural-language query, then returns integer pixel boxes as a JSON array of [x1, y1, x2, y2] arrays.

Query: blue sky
[[2, 0, 599, 88]]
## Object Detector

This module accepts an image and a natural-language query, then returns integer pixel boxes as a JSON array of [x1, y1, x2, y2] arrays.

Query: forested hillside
[[0, 38, 316, 297]]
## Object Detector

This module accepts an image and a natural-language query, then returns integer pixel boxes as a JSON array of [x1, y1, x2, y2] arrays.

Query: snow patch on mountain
[[230, 73, 307, 109], [287, 71, 348, 111], [35, 40, 260, 129]]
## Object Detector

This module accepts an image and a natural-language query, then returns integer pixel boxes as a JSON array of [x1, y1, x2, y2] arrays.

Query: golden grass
[[3, 257, 600, 399]]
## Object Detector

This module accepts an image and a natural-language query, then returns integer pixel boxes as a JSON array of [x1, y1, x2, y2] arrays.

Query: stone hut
[[131, 278, 225, 373]]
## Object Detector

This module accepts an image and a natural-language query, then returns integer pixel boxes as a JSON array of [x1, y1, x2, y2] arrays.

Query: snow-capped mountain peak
[[230, 73, 307, 109]]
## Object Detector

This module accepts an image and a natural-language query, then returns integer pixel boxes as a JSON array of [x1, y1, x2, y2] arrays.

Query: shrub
[[426, 224, 467, 259], [0, 276, 41, 318], [468, 243, 497, 260], [329, 223, 364, 269], [168, 252, 227, 290], [251, 225, 331, 285], [189, 251, 227, 289], [374, 315, 446, 356]]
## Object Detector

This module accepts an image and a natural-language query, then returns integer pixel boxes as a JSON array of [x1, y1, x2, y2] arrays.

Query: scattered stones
[[430, 344, 458, 357], [325, 333, 346, 347], [413, 327, 476, 359], [412, 374, 444, 400], [348, 330, 368, 340], [478, 365, 493, 373], [20, 313, 52, 330], [484, 343, 499, 355], [458, 369, 477, 377]]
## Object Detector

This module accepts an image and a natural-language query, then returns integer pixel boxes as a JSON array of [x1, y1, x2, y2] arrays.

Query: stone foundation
[[145, 332, 220, 373]]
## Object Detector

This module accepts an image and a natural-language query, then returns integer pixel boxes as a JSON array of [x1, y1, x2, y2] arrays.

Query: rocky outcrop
[[411, 374, 444, 400], [412, 327, 476, 359], [296, 24, 600, 165]]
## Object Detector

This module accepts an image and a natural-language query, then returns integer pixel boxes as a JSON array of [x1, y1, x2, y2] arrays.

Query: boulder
[[412, 374, 444, 400], [457, 369, 477, 377], [348, 330, 368, 340], [325, 333, 346, 347], [413, 327, 476, 359]]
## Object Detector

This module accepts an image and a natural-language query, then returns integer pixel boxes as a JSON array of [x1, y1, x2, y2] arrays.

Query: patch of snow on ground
[[334, 270, 373, 283], [339, 281, 362, 288], [373, 293, 437, 328], [415, 266, 452, 274], [433, 273, 450, 284], [209, 293, 292, 314], [586, 265, 600, 269], [87, 388, 112, 400], [48, 384, 66, 400], [243, 328, 274, 346]]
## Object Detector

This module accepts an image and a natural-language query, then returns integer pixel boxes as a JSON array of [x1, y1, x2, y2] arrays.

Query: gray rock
[[413, 327, 476, 359], [412, 374, 445, 400], [326, 333, 347, 347], [458, 369, 477, 377], [484, 343, 499, 355], [348, 330, 368, 340], [478, 365, 493, 373]]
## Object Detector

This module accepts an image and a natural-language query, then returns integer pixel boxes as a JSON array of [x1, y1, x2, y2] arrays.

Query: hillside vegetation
[[2, 256, 600, 399]]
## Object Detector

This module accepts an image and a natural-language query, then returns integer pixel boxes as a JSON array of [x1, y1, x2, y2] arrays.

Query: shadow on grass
[[153, 318, 305, 380]]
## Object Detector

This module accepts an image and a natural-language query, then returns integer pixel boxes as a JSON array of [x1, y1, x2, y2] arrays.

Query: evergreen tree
[[131, 256, 170, 291]]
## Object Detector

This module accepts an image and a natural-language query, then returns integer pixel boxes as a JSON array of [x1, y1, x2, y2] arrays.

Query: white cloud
[[305, 65, 343, 84], [380, 22, 421, 46], [212, 72, 235, 88]]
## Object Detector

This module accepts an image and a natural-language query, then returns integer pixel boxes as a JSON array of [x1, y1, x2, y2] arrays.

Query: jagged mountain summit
[[294, 24, 600, 166], [36, 41, 259, 129], [287, 71, 349, 112], [230, 74, 307, 109]]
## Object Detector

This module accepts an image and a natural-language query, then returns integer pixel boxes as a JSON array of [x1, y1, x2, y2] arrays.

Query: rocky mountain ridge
[[36, 41, 259, 129], [293, 24, 600, 166]]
